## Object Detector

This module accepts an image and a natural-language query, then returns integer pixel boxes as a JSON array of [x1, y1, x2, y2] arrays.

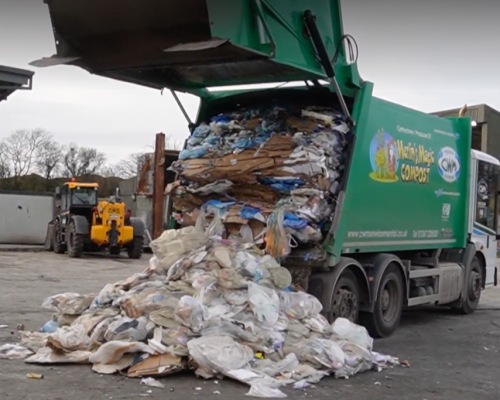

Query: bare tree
[[61, 144, 107, 178], [2, 128, 51, 177], [113, 152, 144, 179], [0, 142, 10, 179], [112, 135, 182, 179], [35, 139, 62, 180]]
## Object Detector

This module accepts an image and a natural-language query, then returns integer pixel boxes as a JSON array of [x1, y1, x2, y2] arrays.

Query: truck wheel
[[309, 268, 360, 324], [362, 264, 404, 338], [67, 221, 84, 258], [329, 269, 360, 323], [455, 255, 482, 315], [53, 224, 66, 254], [127, 236, 144, 259]]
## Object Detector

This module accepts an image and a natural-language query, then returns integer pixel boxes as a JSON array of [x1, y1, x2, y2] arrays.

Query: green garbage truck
[[33, 0, 500, 337]]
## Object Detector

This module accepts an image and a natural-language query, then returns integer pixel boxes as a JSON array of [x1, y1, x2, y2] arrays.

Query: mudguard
[[71, 215, 90, 235], [368, 253, 407, 312], [129, 217, 145, 237]]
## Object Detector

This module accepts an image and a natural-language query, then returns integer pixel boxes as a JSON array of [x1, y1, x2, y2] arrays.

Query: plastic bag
[[174, 296, 204, 333], [0, 344, 33, 359], [330, 318, 373, 351], [104, 316, 149, 342], [88, 341, 155, 365], [279, 291, 323, 320], [46, 325, 90, 352], [150, 226, 208, 272], [265, 207, 291, 260], [293, 337, 345, 370], [42, 293, 94, 315], [187, 335, 254, 379], [248, 282, 280, 326]]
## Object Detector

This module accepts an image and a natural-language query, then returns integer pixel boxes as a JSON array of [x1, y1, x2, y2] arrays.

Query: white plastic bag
[[88, 341, 155, 365], [187, 335, 254, 379], [330, 318, 373, 351], [248, 282, 280, 326], [279, 291, 323, 320], [174, 296, 204, 333]]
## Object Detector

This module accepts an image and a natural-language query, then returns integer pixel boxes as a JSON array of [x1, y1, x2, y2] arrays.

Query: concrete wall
[[484, 106, 500, 161], [0, 191, 54, 244]]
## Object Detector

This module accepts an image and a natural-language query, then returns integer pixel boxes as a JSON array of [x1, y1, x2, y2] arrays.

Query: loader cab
[[55, 180, 99, 220]]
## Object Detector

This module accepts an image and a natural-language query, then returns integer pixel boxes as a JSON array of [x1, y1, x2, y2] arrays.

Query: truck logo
[[437, 147, 460, 183]]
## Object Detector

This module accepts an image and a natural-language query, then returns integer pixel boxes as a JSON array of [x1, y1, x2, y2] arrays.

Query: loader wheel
[[127, 236, 144, 259], [360, 264, 404, 338], [454, 255, 482, 315], [53, 224, 66, 254], [67, 221, 84, 258]]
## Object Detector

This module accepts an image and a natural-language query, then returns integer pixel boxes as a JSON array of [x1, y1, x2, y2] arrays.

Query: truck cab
[[469, 149, 500, 286]]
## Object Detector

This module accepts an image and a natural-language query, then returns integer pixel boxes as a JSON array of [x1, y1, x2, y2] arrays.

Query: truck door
[[473, 159, 500, 286]]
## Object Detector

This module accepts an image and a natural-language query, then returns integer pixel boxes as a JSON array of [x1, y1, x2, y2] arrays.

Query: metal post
[[152, 133, 166, 240]]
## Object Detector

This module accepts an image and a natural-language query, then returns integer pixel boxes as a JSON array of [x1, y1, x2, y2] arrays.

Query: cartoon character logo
[[369, 130, 399, 183], [437, 146, 460, 183]]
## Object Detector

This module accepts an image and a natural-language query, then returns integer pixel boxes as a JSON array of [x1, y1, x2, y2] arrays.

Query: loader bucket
[[32, 0, 359, 94]]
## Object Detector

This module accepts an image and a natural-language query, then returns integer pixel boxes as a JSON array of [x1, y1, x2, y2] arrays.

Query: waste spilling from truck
[[169, 103, 349, 259], [1, 228, 398, 398]]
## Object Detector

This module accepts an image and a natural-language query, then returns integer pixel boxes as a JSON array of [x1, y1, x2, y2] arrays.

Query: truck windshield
[[476, 160, 500, 233], [72, 188, 97, 205]]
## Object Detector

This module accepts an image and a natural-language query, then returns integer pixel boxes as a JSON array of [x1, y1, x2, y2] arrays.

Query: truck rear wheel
[[127, 236, 144, 259], [309, 268, 360, 324], [67, 221, 84, 258], [361, 264, 404, 338], [454, 255, 482, 315]]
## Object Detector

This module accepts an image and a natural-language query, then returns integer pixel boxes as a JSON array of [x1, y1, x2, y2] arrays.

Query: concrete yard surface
[[1, 252, 500, 400]]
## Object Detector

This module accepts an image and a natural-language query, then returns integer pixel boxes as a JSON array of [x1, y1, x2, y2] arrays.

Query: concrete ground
[[1, 252, 500, 400]]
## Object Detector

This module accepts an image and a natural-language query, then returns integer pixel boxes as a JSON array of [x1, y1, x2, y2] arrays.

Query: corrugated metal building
[[432, 104, 500, 160]]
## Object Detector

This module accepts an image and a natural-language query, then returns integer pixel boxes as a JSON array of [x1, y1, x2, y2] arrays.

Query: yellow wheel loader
[[45, 179, 144, 259]]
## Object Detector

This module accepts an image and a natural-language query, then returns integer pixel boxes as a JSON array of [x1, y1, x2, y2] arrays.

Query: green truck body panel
[[37, 0, 360, 95], [332, 96, 472, 259]]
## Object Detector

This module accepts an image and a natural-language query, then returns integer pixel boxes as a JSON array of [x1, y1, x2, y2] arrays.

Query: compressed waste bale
[[169, 102, 351, 259]]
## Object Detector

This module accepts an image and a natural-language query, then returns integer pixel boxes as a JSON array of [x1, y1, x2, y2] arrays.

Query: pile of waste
[[0, 228, 398, 398], [168, 102, 350, 259]]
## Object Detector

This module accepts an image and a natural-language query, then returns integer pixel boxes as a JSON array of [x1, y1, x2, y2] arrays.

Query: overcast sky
[[1, 0, 498, 163]]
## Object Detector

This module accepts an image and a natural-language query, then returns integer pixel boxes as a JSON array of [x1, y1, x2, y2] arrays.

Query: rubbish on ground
[[26, 373, 44, 379], [17, 324, 25, 331], [0, 344, 33, 360], [0, 229, 399, 398], [141, 377, 165, 389], [401, 360, 411, 367], [0, 324, 8, 329]]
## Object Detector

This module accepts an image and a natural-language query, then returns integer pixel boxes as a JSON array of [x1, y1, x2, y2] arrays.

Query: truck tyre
[[455, 255, 482, 315], [309, 269, 361, 324], [53, 224, 66, 254], [361, 264, 404, 338], [127, 236, 144, 259], [329, 269, 360, 323], [67, 221, 84, 258]]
